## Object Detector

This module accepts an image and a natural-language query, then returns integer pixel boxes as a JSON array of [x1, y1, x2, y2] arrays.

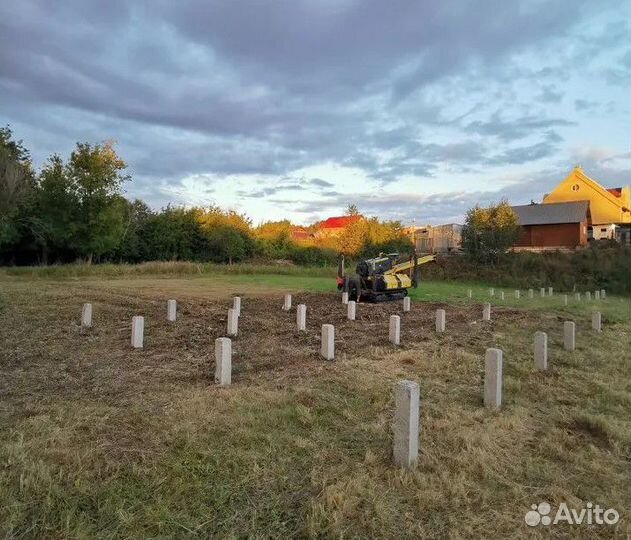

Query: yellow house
[[543, 167, 631, 242]]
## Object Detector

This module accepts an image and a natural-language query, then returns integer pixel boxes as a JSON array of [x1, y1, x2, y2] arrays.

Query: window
[[572, 184, 580, 191]]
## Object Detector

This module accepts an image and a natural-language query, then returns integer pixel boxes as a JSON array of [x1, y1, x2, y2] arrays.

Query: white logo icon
[[525, 502, 552, 526]]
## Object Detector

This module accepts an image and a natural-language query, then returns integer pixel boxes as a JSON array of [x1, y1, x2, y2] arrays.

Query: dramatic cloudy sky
[[1, 1, 629, 225]]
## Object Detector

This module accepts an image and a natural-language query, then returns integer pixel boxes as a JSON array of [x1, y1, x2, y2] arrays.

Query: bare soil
[[1, 285, 526, 409]]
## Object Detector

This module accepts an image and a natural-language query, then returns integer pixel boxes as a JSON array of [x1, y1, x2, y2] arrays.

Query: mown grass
[[408, 281, 631, 324], [0, 271, 629, 538]]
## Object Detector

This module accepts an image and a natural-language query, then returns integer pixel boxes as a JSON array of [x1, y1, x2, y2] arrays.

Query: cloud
[[487, 142, 554, 166], [574, 99, 597, 111], [602, 50, 631, 86], [309, 178, 335, 188], [235, 179, 310, 198], [0, 0, 628, 222], [291, 156, 631, 225], [538, 85, 563, 104], [464, 113, 574, 142]]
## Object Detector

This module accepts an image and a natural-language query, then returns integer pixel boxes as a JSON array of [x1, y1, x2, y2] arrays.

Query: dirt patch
[[0, 284, 531, 412], [565, 416, 613, 449]]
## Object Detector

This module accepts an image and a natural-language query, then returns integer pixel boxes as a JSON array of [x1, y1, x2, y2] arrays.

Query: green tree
[[0, 126, 31, 164], [462, 200, 519, 263], [359, 218, 413, 257], [0, 126, 34, 255], [31, 155, 79, 264], [197, 205, 252, 234], [255, 220, 293, 244], [254, 220, 294, 258], [338, 218, 368, 256], [345, 203, 359, 216], [144, 206, 202, 261], [196, 206, 254, 261], [206, 226, 248, 264], [116, 199, 153, 262], [66, 141, 129, 262]]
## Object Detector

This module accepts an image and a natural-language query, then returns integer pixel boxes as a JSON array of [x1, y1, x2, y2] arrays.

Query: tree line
[[0, 127, 413, 266]]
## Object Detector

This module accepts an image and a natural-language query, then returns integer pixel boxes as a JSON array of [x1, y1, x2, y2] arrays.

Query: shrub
[[423, 244, 631, 294]]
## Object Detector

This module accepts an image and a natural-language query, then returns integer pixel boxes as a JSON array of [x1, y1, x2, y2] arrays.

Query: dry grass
[[0, 261, 336, 280], [0, 276, 629, 539]]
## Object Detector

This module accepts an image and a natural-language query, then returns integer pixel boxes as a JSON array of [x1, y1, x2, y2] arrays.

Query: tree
[[143, 206, 202, 261], [356, 217, 413, 257], [462, 200, 519, 263], [116, 199, 152, 262], [338, 218, 368, 256], [255, 220, 293, 244], [31, 155, 79, 263], [0, 126, 34, 254], [196, 206, 254, 261], [206, 226, 248, 264], [345, 203, 359, 216], [66, 141, 129, 262], [254, 220, 294, 258], [0, 126, 31, 164]]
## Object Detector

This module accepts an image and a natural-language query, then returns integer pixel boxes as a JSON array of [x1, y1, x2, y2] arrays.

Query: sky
[[1, 0, 629, 226]]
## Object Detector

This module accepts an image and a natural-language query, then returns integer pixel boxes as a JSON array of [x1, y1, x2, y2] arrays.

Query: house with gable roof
[[511, 167, 631, 251], [314, 215, 364, 238], [543, 167, 631, 242]]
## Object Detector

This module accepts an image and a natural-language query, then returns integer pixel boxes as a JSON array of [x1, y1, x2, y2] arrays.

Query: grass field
[[0, 267, 629, 539]]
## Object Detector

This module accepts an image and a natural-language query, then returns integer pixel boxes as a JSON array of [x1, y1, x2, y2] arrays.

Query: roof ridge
[[572, 168, 627, 208], [511, 200, 589, 225], [513, 200, 588, 208]]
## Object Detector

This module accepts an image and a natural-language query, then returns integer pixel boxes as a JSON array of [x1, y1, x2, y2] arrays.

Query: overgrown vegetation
[[425, 243, 631, 295], [4, 240, 629, 296]]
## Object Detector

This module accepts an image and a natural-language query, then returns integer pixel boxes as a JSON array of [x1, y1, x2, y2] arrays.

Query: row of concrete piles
[[80, 293, 487, 372], [80, 291, 606, 364], [207, 297, 588, 372], [79, 288, 607, 469], [80, 296, 242, 349], [481, 287, 606, 302]]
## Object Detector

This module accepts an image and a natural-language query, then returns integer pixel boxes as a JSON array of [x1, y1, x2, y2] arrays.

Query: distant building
[[512, 201, 589, 251], [542, 167, 631, 244], [406, 224, 463, 254], [315, 215, 364, 238], [290, 227, 312, 242], [510, 167, 631, 250]]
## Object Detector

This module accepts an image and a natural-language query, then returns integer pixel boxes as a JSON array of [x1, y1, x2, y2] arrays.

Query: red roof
[[291, 228, 311, 241], [607, 187, 622, 198], [320, 215, 363, 229]]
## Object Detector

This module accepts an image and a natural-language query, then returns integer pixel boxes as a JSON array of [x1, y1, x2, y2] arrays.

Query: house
[[542, 167, 631, 244], [290, 227, 313, 243], [315, 215, 363, 238], [406, 224, 463, 254], [512, 201, 590, 251]]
